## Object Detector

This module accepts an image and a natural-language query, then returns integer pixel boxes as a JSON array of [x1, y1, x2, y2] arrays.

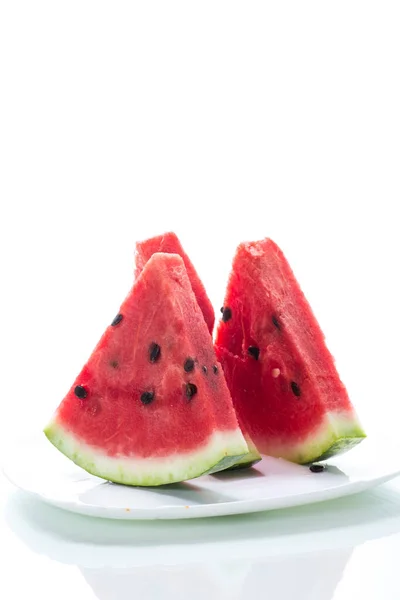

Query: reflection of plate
[[7, 482, 400, 568], [3, 433, 400, 520], [80, 551, 353, 600], [6, 483, 400, 600], [6, 490, 364, 600]]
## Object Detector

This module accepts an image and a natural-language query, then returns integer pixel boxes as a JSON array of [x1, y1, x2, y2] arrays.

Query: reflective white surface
[[3, 433, 400, 520], [2, 473, 400, 600]]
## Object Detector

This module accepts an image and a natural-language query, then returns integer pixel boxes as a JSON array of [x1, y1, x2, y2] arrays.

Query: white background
[[1, 2, 400, 599]]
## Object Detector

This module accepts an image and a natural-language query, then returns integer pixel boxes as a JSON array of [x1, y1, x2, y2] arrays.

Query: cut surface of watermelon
[[215, 238, 366, 464], [135, 232, 215, 335], [45, 253, 248, 486], [135, 231, 260, 471]]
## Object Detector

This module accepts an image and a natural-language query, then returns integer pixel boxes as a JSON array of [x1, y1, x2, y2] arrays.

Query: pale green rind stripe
[[44, 419, 248, 486], [304, 434, 366, 464], [265, 411, 366, 465]]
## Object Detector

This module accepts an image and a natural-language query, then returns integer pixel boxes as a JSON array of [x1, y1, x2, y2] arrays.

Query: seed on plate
[[309, 464, 325, 473]]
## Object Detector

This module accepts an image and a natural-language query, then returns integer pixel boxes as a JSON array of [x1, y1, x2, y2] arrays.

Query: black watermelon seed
[[149, 342, 161, 363], [291, 381, 301, 397], [221, 307, 232, 322], [309, 464, 325, 473], [185, 383, 198, 399], [74, 385, 87, 399], [141, 391, 154, 405], [213, 365, 218, 374], [110, 360, 118, 369], [220, 307, 224, 313], [184, 357, 195, 373], [272, 315, 281, 330], [248, 346, 260, 360], [111, 313, 123, 327], [202, 365, 208, 374]]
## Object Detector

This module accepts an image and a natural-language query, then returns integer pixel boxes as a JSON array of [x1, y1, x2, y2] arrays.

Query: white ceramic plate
[[3, 433, 400, 520]]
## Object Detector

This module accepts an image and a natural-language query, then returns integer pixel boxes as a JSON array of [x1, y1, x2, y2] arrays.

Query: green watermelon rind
[[44, 420, 249, 486], [265, 411, 366, 465], [225, 434, 262, 470], [307, 435, 365, 463]]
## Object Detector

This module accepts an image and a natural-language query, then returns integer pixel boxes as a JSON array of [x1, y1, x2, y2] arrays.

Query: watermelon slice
[[44, 253, 248, 486], [135, 232, 261, 471], [215, 238, 366, 464], [135, 232, 215, 335]]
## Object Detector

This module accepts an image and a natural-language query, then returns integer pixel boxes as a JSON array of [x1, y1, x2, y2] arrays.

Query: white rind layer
[[44, 419, 249, 486]]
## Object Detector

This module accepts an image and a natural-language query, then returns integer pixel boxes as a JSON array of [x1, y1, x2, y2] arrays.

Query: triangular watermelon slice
[[44, 253, 248, 486], [135, 232, 215, 335], [135, 232, 261, 470], [215, 238, 366, 464]]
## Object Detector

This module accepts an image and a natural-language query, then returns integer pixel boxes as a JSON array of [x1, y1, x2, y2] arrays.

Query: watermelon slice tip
[[44, 252, 248, 486], [215, 237, 366, 465]]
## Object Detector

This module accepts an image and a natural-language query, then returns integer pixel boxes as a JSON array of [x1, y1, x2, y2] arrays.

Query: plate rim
[[3, 433, 400, 520]]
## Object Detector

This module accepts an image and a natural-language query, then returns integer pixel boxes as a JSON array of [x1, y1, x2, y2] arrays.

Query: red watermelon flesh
[[44, 253, 248, 486], [215, 238, 366, 464], [135, 232, 260, 470], [135, 232, 215, 335]]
